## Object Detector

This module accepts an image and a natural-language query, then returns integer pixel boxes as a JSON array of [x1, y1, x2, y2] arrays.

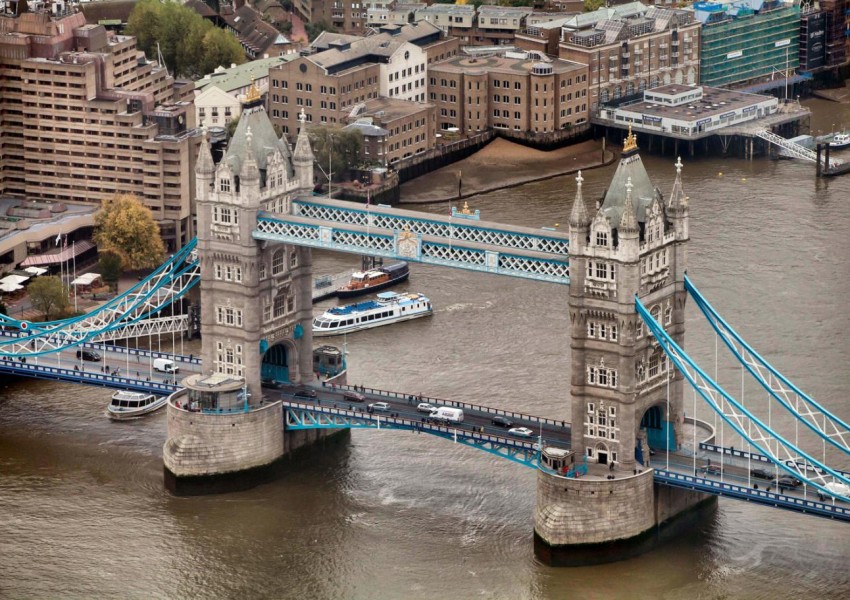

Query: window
[[212, 206, 237, 225], [596, 231, 608, 247], [272, 250, 285, 275], [219, 178, 231, 193], [215, 340, 243, 376]]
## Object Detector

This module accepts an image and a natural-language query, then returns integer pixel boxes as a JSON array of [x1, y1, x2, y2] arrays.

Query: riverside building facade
[[0, 9, 201, 250]]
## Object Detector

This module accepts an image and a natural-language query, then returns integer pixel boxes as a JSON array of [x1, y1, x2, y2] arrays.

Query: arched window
[[272, 250, 285, 275]]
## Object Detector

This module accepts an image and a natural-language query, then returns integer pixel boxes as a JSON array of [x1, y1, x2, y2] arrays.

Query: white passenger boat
[[313, 291, 433, 337], [107, 390, 167, 420], [829, 133, 850, 149]]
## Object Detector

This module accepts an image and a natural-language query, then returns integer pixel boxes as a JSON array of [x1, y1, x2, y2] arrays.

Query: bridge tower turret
[[164, 85, 326, 495], [535, 129, 712, 565]]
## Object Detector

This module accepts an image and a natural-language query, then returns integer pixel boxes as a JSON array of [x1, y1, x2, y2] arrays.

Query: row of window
[[585, 404, 618, 441], [198, 107, 232, 118], [215, 305, 243, 327], [587, 321, 618, 341], [213, 263, 243, 283], [263, 293, 296, 321], [587, 261, 616, 281], [212, 205, 238, 224], [642, 249, 669, 275], [215, 341, 243, 377], [587, 366, 618, 388]]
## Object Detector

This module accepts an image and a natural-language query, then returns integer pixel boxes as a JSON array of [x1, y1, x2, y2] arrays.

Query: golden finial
[[244, 76, 261, 104], [623, 125, 638, 152], [460, 201, 473, 215]]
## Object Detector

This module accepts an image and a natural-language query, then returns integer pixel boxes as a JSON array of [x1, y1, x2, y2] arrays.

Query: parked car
[[369, 402, 390, 412], [417, 402, 436, 413], [508, 427, 534, 437], [76, 349, 102, 362], [492, 416, 513, 428], [751, 468, 771, 480]]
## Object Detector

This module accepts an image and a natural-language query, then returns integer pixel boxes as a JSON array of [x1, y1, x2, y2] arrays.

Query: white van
[[430, 406, 464, 423], [153, 358, 179, 374]]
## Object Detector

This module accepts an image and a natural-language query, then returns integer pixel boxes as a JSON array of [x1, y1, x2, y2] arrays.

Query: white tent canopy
[[0, 281, 23, 293], [71, 272, 102, 286], [24, 266, 47, 276], [0, 274, 29, 286]]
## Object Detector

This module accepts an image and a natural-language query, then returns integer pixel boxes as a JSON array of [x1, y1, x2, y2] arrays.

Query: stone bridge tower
[[535, 130, 712, 565], [163, 95, 319, 494]]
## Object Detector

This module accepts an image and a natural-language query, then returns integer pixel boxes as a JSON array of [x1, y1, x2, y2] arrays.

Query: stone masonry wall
[[163, 402, 284, 477], [535, 469, 656, 546]]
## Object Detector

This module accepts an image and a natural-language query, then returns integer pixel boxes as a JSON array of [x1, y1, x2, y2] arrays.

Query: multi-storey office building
[[344, 96, 436, 165], [695, 0, 800, 88], [0, 10, 200, 250], [268, 21, 457, 139], [557, 2, 701, 112], [429, 52, 588, 134]]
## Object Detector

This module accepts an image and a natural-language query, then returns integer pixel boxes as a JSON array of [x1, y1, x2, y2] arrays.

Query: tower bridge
[[3, 94, 849, 566]]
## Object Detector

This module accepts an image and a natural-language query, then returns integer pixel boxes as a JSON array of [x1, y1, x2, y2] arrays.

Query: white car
[[369, 402, 390, 412], [508, 427, 534, 437], [417, 402, 436, 413], [821, 481, 850, 502]]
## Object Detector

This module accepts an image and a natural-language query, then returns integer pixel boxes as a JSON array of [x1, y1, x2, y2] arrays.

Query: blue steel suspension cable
[[636, 295, 850, 500], [684, 274, 850, 457]]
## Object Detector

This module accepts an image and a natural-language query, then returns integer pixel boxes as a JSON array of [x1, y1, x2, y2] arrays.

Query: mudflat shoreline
[[399, 138, 615, 204]]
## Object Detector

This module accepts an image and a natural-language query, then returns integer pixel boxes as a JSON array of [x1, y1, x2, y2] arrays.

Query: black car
[[492, 415, 513, 428], [261, 379, 285, 389], [76, 349, 102, 362], [292, 387, 318, 400], [775, 475, 802, 489], [751, 468, 771, 480]]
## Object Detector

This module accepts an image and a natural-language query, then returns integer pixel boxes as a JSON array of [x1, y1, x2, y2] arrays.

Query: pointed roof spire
[[293, 108, 314, 163], [623, 125, 638, 154], [196, 127, 215, 176], [240, 126, 260, 182], [619, 176, 639, 234], [569, 170, 591, 228], [667, 156, 688, 211]]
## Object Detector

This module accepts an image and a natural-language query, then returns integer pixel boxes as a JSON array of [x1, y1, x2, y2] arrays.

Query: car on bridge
[[701, 464, 722, 476], [344, 391, 365, 403], [76, 349, 102, 362], [261, 379, 285, 389], [417, 402, 436, 413], [293, 387, 317, 400], [775, 475, 802, 490], [508, 427, 534, 437], [492, 416, 513, 428], [751, 468, 772, 480], [369, 402, 390, 412]]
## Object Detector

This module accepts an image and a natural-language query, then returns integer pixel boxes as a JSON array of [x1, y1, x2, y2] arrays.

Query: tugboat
[[336, 255, 409, 299]]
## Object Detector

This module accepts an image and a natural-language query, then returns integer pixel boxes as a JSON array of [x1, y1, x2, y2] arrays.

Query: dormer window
[[219, 178, 231, 193]]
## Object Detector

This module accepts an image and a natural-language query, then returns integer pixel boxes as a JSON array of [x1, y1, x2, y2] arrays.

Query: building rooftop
[[195, 56, 297, 93], [618, 84, 775, 122], [432, 53, 585, 76], [360, 96, 435, 121]]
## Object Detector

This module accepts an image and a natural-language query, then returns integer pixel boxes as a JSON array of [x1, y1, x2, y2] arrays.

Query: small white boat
[[829, 133, 850, 149], [313, 291, 432, 337], [107, 390, 167, 420]]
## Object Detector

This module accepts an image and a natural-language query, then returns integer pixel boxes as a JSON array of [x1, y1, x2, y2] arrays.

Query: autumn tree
[[305, 20, 335, 42], [94, 194, 166, 271], [583, 0, 605, 11], [28, 276, 68, 321], [127, 0, 244, 78], [309, 125, 363, 183]]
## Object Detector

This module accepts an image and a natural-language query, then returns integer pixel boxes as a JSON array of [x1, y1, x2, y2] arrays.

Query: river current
[[2, 99, 850, 599]]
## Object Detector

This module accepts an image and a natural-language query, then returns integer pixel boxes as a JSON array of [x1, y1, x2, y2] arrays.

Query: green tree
[[97, 250, 123, 292], [309, 125, 363, 183], [305, 20, 335, 42], [583, 0, 605, 11], [28, 276, 68, 321], [94, 193, 166, 271], [227, 116, 240, 140], [127, 0, 244, 78]]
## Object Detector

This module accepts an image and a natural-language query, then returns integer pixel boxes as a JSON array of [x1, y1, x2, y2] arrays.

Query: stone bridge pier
[[163, 99, 345, 494], [533, 136, 714, 565]]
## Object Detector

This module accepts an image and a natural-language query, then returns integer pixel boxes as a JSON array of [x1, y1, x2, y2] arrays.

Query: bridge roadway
[[0, 334, 202, 395]]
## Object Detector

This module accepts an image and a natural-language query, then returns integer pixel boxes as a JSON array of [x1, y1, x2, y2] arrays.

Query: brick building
[[268, 21, 457, 139], [429, 52, 588, 135], [345, 96, 436, 165], [556, 2, 701, 112], [0, 10, 201, 251]]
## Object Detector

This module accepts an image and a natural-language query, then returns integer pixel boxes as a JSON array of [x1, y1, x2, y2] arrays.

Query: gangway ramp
[[754, 129, 843, 168]]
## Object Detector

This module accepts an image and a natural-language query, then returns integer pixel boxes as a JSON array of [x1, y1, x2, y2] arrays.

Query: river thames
[[2, 99, 850, 599]]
